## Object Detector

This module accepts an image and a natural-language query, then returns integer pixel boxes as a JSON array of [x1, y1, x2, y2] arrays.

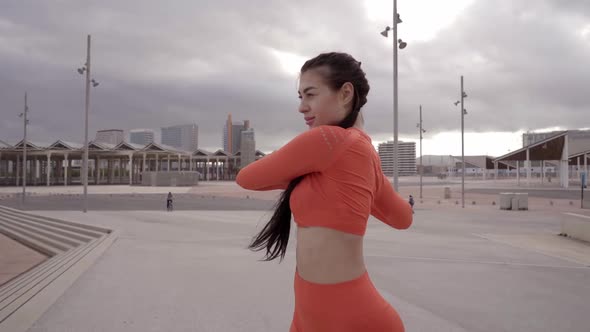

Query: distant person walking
[[166, 192, 173, 211], [408, 195, 415, 214]]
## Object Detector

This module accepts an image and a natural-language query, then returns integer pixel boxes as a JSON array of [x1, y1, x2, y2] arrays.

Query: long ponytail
[[248, 52, 369, 261]]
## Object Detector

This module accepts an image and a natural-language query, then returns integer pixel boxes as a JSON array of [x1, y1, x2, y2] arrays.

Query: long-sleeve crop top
[[236, 125, 413, 235]]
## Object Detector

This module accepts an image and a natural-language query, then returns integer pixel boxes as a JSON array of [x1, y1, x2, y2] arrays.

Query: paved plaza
[[1, 179, 589, 331]]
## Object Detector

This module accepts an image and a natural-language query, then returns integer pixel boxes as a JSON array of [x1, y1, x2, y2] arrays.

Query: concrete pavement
[[23, 206, 590, 332]]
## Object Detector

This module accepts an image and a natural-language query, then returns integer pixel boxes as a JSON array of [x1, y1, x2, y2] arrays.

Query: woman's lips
[[305, 117, 315, 126]]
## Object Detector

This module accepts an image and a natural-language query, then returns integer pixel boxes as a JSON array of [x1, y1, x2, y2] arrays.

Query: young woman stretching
[[237, 52, 413, 332]]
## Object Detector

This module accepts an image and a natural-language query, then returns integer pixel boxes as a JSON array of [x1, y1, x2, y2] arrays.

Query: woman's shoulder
[[291, 125, 348, 143]]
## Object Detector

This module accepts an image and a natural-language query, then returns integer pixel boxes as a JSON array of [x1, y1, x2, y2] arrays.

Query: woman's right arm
[[371, 172, 413, 229], [236, 126, 351, 191]]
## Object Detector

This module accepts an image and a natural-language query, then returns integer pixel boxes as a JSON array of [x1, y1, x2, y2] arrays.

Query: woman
[[236, 52, 413, 331]]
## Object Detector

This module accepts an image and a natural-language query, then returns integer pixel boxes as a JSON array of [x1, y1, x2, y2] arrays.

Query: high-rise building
[[129, 129, 155, 146], [378, 141, 417, 176], [95, 129, 124, 145], [240, 128, 256, 168], [161, 124, 198, 151], [223, 114, 250, 154]]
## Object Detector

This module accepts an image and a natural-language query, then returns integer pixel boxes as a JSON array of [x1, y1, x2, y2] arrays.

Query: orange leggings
[[290, 270, 405, 332]]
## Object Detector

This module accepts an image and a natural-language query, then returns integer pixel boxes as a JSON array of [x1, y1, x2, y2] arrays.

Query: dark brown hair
[[248, 52, 370, 261]]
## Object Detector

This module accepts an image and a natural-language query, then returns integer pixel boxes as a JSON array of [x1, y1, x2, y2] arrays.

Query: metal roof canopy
[[493, 131, 567, 163], [568, 149, 590, 166]]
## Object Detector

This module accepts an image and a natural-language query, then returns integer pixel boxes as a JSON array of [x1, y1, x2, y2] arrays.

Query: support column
[[541, 160, 545, 184], [494, 161, 498, 182], [585, 153, 588, 182], [216, 159, 220, 181], [577, 156, 581, 180], [16, 155, 20, 187], [34, 157, 39, 185], [189, 158, 193, 172], [118, 158, 122, 184], [526, 149, 531, 186], [225, 157, 229, 180], [128, 153, 133, 185], [167, 155, 171, 172], [108, 159, 113, 184], [516, 160, 520, 186], [178, 154, 182, 171], [143, 153, 147, 172], [64, 154, 69, 186], [96, 157, 100, 184], [560, 135, 569, 188], [56, 159, 62, 185], [46, 153, 52, 186]]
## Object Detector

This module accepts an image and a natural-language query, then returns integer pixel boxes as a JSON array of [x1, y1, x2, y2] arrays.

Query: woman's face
[[298, 69, 351, 128]]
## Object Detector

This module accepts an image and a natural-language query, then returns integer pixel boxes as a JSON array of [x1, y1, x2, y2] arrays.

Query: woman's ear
[[339, 82, 355, 108]]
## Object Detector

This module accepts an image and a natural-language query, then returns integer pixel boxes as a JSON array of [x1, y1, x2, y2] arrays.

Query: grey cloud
[[0, 0, 588, 153]]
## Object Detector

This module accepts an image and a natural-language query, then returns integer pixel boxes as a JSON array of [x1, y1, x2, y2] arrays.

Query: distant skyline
[[1, 0, 588, 156]]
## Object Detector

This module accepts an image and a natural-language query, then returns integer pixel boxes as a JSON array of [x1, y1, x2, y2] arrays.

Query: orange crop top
[[236, 125, 413, 235]]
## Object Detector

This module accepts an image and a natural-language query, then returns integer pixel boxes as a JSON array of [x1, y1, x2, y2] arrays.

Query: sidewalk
[[23, 207, 590, 332]]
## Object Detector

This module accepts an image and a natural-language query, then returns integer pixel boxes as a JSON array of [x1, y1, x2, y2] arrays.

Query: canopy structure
[[0, 139, 265, 187], [491, 131, 588, 188]]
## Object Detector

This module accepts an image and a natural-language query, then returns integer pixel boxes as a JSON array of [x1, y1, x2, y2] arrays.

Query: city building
[[239, 128, 256, 168], [223, 114, 250, 154], [95, 129, 124, 145], [129, 129, 155, 146], [161, 124, 198, 152], [378, 141, 416, 176]]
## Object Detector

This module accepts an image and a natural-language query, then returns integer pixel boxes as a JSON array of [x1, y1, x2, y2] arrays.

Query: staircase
[[0, 205, 115, 330]]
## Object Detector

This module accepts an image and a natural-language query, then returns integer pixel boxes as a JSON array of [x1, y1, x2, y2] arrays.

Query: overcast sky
[[1, 0, 589, 156]]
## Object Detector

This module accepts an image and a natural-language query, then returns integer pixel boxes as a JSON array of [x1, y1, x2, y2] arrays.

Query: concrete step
[[0, 236, 107, 324], [0, 213, 93, 244], [0, 216, 82, 249], [0, 206, 108, 238], [0, 205, 115, 331], [0, 240, 85, 303], [0, 220, 67, 257]]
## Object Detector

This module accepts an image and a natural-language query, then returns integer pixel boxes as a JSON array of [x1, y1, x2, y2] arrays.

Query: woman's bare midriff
[[296, 226, 366, 284]]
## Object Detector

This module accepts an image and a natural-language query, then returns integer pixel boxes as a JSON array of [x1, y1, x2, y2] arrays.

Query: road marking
[[366, 253, 588, 269], [564, 212, 590, 220]]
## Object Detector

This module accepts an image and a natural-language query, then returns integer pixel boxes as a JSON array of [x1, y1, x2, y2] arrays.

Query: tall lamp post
[[19, 92, 29, 205], [454, 76, 467, 208], [417, 105, 426, 199], [77, 35, 99, 213], [381, 0, 407, 192]]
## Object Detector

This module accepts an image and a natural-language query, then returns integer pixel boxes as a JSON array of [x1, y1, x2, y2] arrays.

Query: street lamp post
[[381, 0, 407, 192], [19, 92, 29, 205], [417, 105, 426, 199], [77, 35, 99, 213], [455, 76, 467, 208]]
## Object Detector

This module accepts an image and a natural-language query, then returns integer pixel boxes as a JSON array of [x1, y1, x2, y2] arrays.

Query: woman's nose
[[298, 101, 309, 113]]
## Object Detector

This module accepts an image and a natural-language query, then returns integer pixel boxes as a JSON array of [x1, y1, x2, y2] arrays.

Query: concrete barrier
[[561, 214, 590, 242], [499, 193, 528, 211], [500, 193, 513, 210], [141, 171, 200, 186], [444, 187, 451, 199]]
